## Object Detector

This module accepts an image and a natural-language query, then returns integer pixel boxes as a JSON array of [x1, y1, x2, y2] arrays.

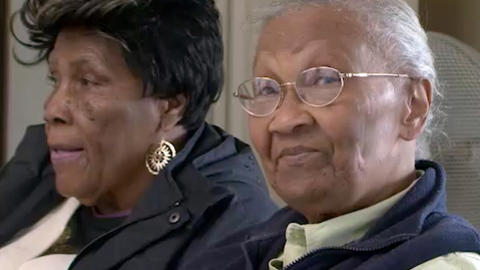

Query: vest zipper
[[282, 234, 413, 270]]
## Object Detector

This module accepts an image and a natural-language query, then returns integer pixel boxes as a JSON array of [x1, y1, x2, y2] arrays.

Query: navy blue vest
[[184, 160, 480, 270]]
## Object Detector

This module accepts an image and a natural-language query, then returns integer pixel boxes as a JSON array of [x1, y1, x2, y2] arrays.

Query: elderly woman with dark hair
[[185, 0, 480, 269], [0, 0, 277, 269]]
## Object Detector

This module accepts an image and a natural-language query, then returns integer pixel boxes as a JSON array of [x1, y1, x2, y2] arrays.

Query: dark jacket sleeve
[[0, 124, 63, 246]]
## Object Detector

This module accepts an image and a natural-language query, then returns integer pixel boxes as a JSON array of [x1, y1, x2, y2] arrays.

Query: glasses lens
[[236, 77, 281, 116], [296, 67, 343, 106]]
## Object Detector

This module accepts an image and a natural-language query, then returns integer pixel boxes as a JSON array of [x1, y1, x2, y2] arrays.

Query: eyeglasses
[[233, 66, 411, 117]]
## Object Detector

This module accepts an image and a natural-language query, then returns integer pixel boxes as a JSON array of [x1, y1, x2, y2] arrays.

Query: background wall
[[6, 0, 50, 160], [406, 0, 419, 12], [420, 0, 480, 52], [4, 0, 420, 161], [1, 0, 7, 165]]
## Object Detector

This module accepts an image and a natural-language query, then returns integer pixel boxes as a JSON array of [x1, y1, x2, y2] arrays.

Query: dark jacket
[[184, 160, 480, 270], [0, 123, 278, 269]]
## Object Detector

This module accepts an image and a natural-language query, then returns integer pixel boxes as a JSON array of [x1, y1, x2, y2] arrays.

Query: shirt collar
[[271, 170, 424, 269]]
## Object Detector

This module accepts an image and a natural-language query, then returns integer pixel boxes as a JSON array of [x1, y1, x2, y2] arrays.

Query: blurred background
[[1, 0, 479, 164]]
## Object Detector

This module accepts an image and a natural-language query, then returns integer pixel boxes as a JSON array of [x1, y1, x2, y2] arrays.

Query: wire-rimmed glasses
[[233, 66, 411, 117]]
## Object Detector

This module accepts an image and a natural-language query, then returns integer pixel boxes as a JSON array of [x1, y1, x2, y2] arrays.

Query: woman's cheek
[[248, 118, 271, 162]]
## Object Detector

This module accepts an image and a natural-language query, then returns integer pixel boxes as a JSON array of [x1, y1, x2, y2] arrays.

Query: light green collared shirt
[[269, 171, 480, 270]]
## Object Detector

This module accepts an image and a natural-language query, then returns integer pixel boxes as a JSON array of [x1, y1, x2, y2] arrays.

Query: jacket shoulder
[[374, 213, 480, 270], [423, 212, 480, 242], [0, 124, 62, 246]]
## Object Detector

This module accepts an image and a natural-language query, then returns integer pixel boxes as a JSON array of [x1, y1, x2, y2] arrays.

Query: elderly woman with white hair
[[185, 0, 480, 269]]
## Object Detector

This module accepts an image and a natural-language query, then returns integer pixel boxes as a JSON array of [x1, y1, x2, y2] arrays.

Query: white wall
[[6, 0, 50, 159], [421, 0, 480, 52], [406, 0, 419, 12]]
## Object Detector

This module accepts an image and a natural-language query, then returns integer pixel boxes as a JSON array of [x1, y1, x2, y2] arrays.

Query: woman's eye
[[80, 78, 91, 86], [302, 70, 340, 86], [47, 75, 58, 86], [259, 86, 278, 96], [79, 77, 98, 88], [314, 76, 338, 85], [254, 79, 279, 97]]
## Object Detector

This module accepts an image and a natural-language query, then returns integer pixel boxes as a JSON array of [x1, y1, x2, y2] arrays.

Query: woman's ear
[[399, 79, 432, 141], [154, 94, 188, 133]]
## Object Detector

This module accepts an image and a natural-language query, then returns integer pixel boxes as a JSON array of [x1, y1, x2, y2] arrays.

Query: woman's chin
[[55, 177, 97, 205]]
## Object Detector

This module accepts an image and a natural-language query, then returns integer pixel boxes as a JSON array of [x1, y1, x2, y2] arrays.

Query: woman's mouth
[[277, 146, 321, 167], [50, 148, 85, 164]]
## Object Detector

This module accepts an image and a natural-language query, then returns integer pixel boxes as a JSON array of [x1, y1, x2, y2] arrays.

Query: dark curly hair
[[12, 0, 224, 130]]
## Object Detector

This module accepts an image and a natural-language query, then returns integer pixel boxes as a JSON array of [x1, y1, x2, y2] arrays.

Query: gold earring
[[145, 139, 177, 175]]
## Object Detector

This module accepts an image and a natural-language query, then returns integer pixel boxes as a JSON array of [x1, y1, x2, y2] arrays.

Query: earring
[[145, 139, 177, 175]]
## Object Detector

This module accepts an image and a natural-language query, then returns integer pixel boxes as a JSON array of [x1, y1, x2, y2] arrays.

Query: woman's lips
[[50, 148, 84, 164], [276, 146, 321, 167]]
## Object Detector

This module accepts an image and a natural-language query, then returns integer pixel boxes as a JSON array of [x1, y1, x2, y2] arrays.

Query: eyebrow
[[48, 54, 109, 73], [253, 53, 286, 82], [71, 57, 103, 69]]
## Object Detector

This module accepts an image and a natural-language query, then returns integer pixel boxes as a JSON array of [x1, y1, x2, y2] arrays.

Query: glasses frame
[[233, 66, 411, 117]]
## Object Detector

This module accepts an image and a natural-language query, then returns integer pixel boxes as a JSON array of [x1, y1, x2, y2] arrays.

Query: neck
[[351, 147, 418, 219], [94, 168, 156, 215], [305, 169, 417, 224], [165, 125, 188, 151], [92, 126, 190, 214], [304, 146, 418, 224], [92, 206, 132, 218]]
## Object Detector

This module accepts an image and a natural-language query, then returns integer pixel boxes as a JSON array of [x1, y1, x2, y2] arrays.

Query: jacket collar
[[243, 160, 449, 264], [124, 122, 237, 225], [351, 160, 447, 249], [70, 123, 235, 269]]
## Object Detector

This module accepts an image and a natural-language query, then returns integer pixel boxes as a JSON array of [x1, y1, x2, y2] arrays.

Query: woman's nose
[[268, 85, 314, 134], [43, 84, 73, 126]]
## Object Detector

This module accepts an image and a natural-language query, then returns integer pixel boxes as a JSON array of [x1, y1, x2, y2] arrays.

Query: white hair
[[255, 0, 444, 159]]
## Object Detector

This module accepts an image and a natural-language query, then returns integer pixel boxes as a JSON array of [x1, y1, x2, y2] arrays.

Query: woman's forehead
[[48, 28, 126, 69], [255, 6, 370, 62], [254, 6, 374, 74], [258, 6, 365, 47], [254, 40, 358, 77]]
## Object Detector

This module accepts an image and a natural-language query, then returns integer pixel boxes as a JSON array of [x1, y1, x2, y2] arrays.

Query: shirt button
[[168, 212, 181, 224]]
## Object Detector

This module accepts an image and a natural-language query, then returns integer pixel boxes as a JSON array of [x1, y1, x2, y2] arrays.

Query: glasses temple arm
[[342, 72, 410, 78]]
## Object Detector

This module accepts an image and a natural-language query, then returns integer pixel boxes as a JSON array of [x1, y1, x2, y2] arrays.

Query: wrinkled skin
[[45, 27, 186, 214], [249, 6, 431, 222]]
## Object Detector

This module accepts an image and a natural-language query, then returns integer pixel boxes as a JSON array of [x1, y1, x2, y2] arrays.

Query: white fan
[[428, 32, 480, 230]]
